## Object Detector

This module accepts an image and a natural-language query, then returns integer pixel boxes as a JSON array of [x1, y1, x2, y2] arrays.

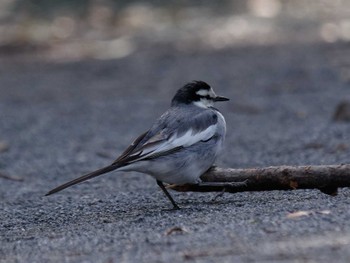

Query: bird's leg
[[156, 180, 180, 210]]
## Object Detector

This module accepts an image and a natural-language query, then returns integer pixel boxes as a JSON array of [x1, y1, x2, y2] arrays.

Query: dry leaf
[[317, 210, 331, 215], [287, 210, 331, 219], [287, 211, 311, 219], [165, 226, 188, 236]]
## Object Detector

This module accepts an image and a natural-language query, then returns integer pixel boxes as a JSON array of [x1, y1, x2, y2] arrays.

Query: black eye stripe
[[200, 95, 213, 100]]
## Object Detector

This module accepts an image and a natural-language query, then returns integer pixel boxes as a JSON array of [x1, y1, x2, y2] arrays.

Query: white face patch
[[194, 88, 216, 108], [196, 88, 216, 98], [193, 98, 214, 108], [196, 89, 209, 96]]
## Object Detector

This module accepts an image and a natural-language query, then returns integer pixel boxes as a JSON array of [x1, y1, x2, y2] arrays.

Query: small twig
[[169, 164, 350, 196], [211, 188, 226, 202], [0, 172, 24, 182]]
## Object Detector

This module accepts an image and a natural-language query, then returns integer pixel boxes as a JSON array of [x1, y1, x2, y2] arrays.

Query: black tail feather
[[45, 164, 122, 196]]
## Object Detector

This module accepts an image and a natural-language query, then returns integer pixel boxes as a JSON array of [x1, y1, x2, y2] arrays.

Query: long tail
[[45, 164, 123, 196]]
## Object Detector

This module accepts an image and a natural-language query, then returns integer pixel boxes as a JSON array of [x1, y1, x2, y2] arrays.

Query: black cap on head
[[171, 81, 211, 106]]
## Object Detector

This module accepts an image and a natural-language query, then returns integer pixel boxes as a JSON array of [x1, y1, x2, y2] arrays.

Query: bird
[[46, 81, 229, 209]]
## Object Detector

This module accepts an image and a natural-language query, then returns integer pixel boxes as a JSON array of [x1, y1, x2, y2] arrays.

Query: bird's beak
[[214, 96, 230, 102]]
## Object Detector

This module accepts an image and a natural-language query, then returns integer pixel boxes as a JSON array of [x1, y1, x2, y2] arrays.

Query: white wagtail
[[46, 81, 229, 209]]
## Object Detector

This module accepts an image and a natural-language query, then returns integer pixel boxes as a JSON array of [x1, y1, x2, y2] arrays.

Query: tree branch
[[169, 164, 350, 196]]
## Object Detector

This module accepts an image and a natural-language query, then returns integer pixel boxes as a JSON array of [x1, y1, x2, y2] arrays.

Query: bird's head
[[171, 81, 229, 108]]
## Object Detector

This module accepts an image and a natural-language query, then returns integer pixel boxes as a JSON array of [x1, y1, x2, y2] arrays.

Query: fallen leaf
[[287, 211, 311, 219], [317, 210, 331, 215], [165, 226, 188, 236]]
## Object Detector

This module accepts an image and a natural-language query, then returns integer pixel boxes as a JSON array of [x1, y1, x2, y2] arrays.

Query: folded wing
[[114, 110, 218, 164]]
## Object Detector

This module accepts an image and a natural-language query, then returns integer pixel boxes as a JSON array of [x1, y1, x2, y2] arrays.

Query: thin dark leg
[[156, 180, 180, 209]]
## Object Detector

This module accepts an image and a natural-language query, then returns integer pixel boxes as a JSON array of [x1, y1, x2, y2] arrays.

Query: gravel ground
[[1, 42, 350, 262]]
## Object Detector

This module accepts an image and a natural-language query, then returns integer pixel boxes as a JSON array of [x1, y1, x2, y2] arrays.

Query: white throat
[[193, 98, 214, 108]]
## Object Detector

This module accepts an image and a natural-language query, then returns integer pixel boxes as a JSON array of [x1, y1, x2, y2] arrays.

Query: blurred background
[[1, 0, 350, 61], [2, 2, 350, 262]]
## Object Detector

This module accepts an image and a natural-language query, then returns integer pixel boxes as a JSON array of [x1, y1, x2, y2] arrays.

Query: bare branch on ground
[[169, 164, 350, 196]]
